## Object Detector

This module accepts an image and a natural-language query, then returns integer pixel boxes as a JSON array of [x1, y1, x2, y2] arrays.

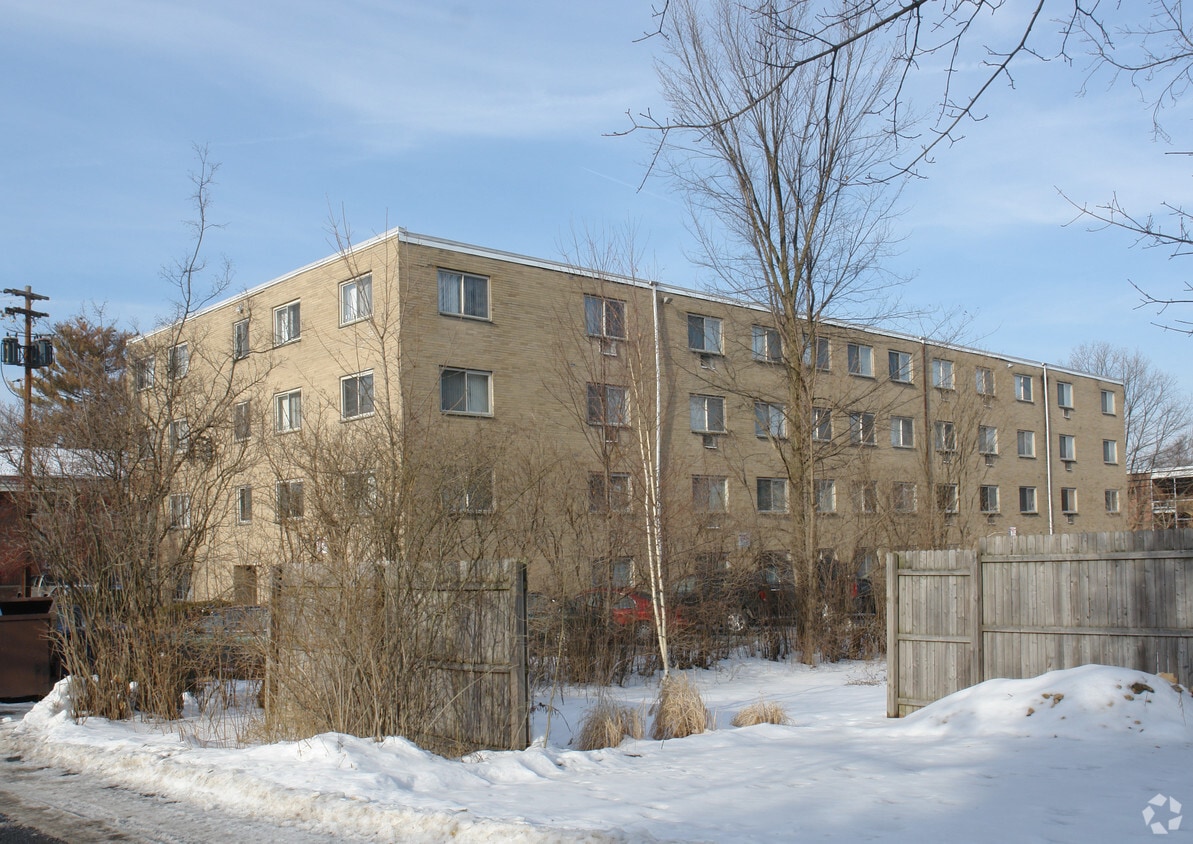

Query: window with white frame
[[584, 295, 626, 340], [438, 269, 489, 319], [276, 480, 304, 520], [588, 472, 631, 513], [170, 418, 190, 455], [755, 401, 785, 439], [979, 485, 1000, 514], [1019, 486, 1037, 514], [441, 368, 492, 416], [233, 400, 251, 442], [1014, 373, 1033, 402], [978, 425, 998, 455], [1017, 429, 1035, 458], [236, 485, 252, 524], [586, 383, 628, 427], [815, 479, 836, 513], [134, 357, 155, 391], [893, 482, 917, 513], [756, 477, 787, 513], [847, 343, 873, 377], [1061, 487, 1078, 514], [752, 325, 782, 363], [443, 469, 494, 514], [849, 411, 876, 446], [975, 367, 995, 396], [855, 481, 878, 514], [273, 301, 300, 345], [692, 475, 728, 513], [931, 358, 955, 389], [1103, 439, 1118, 464], [812, 407, 832, 442], [690, 394, 726, 433], [167, 342, 189, 379], [233, 318, 249, 360], [1059, 434, 1076, 462], [1101, 389, 1116, 415], [888, 350, 912, 383], [1057, 381, 1074, 409], [890, 416, 914, 448], [275, 389, 302, 432], [340, 273, 373, 325], [687, 314, 723, 353], [341, 372, 375, 420], [1105, 489, 1120, 513], [803, 335, 830, 371], [169, 493, 191, 529], [934, 420, 956, 452], [937, 483, 959, 514]]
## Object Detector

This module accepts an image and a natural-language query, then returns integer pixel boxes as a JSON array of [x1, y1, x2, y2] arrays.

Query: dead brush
[[731, 699, 789, 727], [650, 675, 711, 740], [574, 697, 644, 751]]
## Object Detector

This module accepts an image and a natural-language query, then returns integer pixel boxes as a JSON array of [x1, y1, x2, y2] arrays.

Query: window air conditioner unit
[[603, 426, 619, 444], [1063, 408, 1072, 419], [699, 353, 715, 370], [600, 338, 618, 357], [984, 454, 996, 467], [702, 433, 718, 449], [1065, 461, 1074, 472]]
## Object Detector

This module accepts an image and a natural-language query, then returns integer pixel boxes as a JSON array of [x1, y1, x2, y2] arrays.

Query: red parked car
[[565, 588, 682, 637]]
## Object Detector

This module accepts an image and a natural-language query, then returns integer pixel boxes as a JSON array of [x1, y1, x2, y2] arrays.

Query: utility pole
[[3, 286, 50, 595]]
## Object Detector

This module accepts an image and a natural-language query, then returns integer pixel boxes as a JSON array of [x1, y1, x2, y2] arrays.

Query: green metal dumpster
[[0, 597, 56, 701]]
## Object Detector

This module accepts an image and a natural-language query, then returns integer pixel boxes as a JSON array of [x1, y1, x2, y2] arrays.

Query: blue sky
[[2, 1, 1192, 393]]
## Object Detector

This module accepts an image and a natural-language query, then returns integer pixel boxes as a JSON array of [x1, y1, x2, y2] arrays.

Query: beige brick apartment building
[[140, 229, 1128, 604]]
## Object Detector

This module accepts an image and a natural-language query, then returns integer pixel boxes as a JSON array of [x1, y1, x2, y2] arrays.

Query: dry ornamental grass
[[575, 698, 645, 751], [650, 675, 711, 740], [731, 699, 789, 727]]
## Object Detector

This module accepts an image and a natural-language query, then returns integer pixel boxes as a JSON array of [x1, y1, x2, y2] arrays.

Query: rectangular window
[[1061, 487, 1078, 514], [1103, 439, 1118, 464], [340, 273, 373, 325], [812, 407, 832, 442], [276, 480, 304, 520], [343, 472, 377, 512], [979, 485, 1000, 514], [849, 412, 876, 446], [893, 482, 917, 513], [934, 420, 956, 452], [847, 343, 873, 377], [1101, 389, 1116, 415], [170, 418, 190, 455], [589, 472, 631, 513], [584, 295, 627, 340], [755, 401, 785, 439], [441, 368, 492, 416], [890, 416, 914, 448], [443, 469, 494, 514], [586, 383, 628, 427], [341, 372, 375, 420], [855, 482, 878, 514], [752, 325, 782, 362], [690, 395, 726, 434], [936, 484, 959, 514], [233, 565, 258, 605], [931, 358, 955, 389], [1057, 381, 1074, 409], [1105, 489, 1120, 513], [756, 478, 788, 513], [803, 335, 831, 371], [233, 319, 249, 360], [1017, 430, 1035, 458], [236, 486, 252, 524], [438, 269, 490, 319], [233, 400, 251, 442], [692, 475, 728, 513], [975, 367, 995, 396], [1059, 434, 1076, 462], [815, 479, 836, 513], [978, 425, 998, 455], [134, 357, 155, 391], [1019, 486, 1037, 514], [167, 343, 189, 379], [169, 493, 191, 529], [273, 301, 301, 345], [687, 314, 723, 353], [1014, 373, 1033, 402], [275, 389, 302, 432], [888, 350, 912, 383]]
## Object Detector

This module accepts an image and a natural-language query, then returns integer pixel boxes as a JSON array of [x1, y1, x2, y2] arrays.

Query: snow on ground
[[2, 659, 1191, 842]]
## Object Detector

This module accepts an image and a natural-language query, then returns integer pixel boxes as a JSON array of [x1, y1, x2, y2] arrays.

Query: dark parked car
[[673, 562, 797, 631]]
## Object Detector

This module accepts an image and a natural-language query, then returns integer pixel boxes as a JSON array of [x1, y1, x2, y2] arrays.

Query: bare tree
[[1066, 341, 1192, 472]]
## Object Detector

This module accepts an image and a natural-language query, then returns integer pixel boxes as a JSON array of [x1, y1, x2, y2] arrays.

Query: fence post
[[971, 546, 983, 685], [886, 550, 900, 718]]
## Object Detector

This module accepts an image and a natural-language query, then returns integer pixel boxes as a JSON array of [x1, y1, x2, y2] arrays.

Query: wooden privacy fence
[[269, 558, 528, 755], [887, 529, 1193, 717]]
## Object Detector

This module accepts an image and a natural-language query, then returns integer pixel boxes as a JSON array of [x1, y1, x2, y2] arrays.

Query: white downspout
[[1042, 364, 1054, 535]]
